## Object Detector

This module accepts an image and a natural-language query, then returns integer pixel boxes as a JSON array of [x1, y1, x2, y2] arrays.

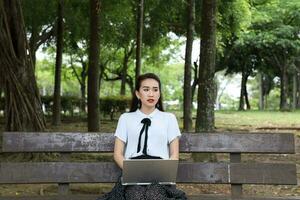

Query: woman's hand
[[114, 137, 125, 169]]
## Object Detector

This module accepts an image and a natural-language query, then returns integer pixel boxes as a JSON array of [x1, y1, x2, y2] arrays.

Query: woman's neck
[[140, 106, 156, 115]]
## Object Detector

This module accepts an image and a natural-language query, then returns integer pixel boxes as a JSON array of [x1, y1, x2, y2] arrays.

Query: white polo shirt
[[114, 108, 181, 159]]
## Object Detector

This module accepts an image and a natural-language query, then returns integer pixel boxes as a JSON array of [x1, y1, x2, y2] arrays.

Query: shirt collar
[[136, 108, 159, 119]]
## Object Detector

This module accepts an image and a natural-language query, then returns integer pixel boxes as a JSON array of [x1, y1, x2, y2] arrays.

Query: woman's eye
[[143, 89, 149, 92]]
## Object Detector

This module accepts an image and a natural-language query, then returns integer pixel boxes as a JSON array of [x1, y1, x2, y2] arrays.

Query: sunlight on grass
[[215, 110, 300, 130]]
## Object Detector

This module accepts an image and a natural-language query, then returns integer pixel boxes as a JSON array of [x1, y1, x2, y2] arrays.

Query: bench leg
[[231, 184, 242, 199], [230, 153, 243, 199], [58, 183, 70, 196]]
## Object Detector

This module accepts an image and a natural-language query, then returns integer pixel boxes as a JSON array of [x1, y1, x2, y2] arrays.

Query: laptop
[[121, 159, 179, 185]]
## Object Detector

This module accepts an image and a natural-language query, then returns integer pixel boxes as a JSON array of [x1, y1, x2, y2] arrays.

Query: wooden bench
[[0, 132, 298, 200]]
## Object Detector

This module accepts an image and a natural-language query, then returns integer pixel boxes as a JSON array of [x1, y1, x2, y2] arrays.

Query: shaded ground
[[0, 111, 299, 197]]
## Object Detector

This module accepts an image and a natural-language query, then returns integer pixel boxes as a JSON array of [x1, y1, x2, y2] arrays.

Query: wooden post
[[58, 183, 69, 195], [58, 152, 71, 198], [230, 153, 242, 199]]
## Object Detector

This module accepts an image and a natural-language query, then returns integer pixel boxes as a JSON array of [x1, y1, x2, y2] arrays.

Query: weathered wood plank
[[0, 162, 228, 184], [0, 162, 296, 185], [0, 162, 121, 183], [2, 132, 114, 152], [2, 132, 295, 153], [0, 194, 299, 200], [230, 163, 297, 185], [176, 162, 229, 183], [180, 133, 295, 153]]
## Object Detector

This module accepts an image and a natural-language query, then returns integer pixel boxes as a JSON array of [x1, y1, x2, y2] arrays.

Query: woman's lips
[[147, 99, 154, 103]]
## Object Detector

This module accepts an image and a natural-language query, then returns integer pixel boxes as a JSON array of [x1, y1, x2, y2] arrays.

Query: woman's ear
[[135, 90, 140, 99]]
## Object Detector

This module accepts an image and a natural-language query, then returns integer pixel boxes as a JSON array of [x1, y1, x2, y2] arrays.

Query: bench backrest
[[0, 132, 297, 198], [2, 132, 295, 153]]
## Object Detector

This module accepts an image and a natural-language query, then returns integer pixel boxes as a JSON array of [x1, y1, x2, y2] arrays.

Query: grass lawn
[[215, 110, 300, 131]]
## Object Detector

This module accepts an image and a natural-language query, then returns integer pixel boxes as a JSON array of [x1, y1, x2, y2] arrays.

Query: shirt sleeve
[[114, 114, 127, 143], [167, 113, 181, 143]]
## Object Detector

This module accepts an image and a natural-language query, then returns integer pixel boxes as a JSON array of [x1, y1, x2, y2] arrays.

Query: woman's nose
[[148, 90, 154, 96]]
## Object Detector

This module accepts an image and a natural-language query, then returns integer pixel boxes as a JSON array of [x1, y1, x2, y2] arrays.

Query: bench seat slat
[[0, 162, 296, 185], [2, 132, 295, 153]]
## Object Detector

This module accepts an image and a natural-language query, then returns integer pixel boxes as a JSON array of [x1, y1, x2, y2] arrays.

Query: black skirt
[[97, 176, 187, 200], [96, 155, 187, 200]]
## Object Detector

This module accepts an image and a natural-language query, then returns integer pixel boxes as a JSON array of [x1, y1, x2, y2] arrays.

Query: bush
[[39, 95, 131, 119], [0, 95, 131, 119], [100, 96, 131, 120]]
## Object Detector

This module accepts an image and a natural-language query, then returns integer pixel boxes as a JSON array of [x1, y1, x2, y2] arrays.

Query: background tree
[[88, 0, 101, 131], [195, 0, 217, 132], [22, 0, 56, 67], [183, 0, 194, 132], [135, 0, 144, 82], [0, 0, 45, 131], [241, 0, 300, 110], [64, 0, 89, 113], [52, 0, 64, 125]]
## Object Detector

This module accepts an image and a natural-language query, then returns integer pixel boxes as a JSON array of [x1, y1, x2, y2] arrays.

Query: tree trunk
[[258, 73, 264, 110], [120, 46, 133, 95], [121, 49, 128, 95], [280, 65, 289, 111], [99, 62, 105, 91], [297, 72, 300, 109], [195, 0, 217, 132], [135, 0, 144, 82], [80, 61, 87, 113], [239, 71, 250, 110], [238, 72, 246, 111], [52, 0, 64, 125], [70, 56, 87, 114], [183, 0, 194, 132], [191, 60, 198, 103], [28, 25, 55, 69], [292, 70, 297, 110], [244, 78, 250, 110], [0, 0, 45, 131], [29, 25, 38, 68], [88, 0, 101, 131]]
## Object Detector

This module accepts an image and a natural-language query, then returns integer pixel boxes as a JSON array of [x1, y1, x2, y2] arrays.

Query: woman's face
[[135, 78, 160, 109]]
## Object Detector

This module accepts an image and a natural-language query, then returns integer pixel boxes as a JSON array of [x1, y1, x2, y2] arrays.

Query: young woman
[[98, 73, 187, 200]]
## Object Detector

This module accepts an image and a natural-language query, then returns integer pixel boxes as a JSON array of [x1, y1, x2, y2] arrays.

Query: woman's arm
[[114, 137, 125, 169], [169, 137, 179, 160]]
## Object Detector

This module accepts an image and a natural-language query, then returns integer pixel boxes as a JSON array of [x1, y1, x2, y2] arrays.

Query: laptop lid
[[122, 159, 179, 185]]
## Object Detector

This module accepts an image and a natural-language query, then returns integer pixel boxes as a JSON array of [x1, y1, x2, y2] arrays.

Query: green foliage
[[100, 96, 131, 119], [36, 60, 81, 96], [143, 0, 186, 42], [39, 95, 131, 119], [249, 76, 281, 110], [25, 0, 300, 112], [218, 93, 239, 110], [41, 95, 81, 115], [217, 0, 300, 111], [64, 0, 89, 43], [22, 0, 56, 34]]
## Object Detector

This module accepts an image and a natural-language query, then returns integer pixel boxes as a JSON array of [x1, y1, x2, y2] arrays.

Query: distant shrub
[[39, 95, 131, 119], [100, 96, 131, 120]]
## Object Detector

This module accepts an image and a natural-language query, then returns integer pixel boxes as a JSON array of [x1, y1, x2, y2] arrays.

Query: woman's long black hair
[[129, 73, 164, 112]]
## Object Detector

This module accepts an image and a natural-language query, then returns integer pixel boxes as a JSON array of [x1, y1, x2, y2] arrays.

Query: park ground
[[0, 110, 299, 197]]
